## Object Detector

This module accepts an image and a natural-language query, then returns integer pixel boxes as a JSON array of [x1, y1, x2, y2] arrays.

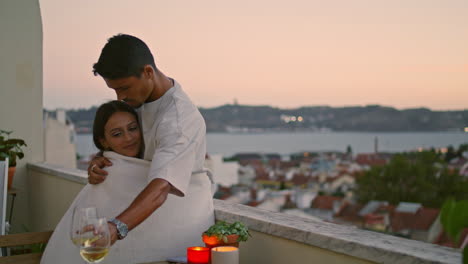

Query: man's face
[[104, 74, 152, 108]]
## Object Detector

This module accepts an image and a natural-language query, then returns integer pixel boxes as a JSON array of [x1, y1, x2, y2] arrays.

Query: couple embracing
[[41, 34, 215, 263]]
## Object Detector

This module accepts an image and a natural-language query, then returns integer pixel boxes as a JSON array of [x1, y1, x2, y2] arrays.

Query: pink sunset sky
[[40, 0, 468, 111]]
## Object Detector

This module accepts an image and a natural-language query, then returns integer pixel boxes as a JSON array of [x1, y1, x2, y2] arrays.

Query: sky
[[40, 0, 468, 111]]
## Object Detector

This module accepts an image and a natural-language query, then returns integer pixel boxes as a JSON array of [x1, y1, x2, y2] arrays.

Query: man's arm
[[106, 136, 198, 244], [108, 178, 171, 244]]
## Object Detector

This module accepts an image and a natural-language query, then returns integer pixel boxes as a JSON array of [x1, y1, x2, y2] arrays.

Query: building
[[44, 109, 77, 168]]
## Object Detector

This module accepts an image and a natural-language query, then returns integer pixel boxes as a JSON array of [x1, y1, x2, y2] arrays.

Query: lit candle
[[187, 246, 210, 264], [211, 246, 239, 264]]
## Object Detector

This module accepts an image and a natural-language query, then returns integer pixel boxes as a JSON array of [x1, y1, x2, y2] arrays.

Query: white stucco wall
[[0, 0, 43, 233], [45, 118, 77, 169], [205, 154, 239, 187]]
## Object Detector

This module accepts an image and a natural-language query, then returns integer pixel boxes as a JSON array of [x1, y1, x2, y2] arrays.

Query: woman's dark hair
[[93, 100, 139, 151], [92, 34, 157, 79]]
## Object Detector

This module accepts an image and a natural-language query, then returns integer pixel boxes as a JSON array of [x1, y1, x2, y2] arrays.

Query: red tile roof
[[390, 207, 439, 232], [355, 153, 388, 167], [276, 174, 286, 182], [311, 195, 342, 210], [325, 176, 338, 183], [291, 173, 308, 186], [279, 161, 300, 170], [334, 202, 364, 224], [364, 214, 385, 225], [390, 212, 413, 232], [309, 175, 319, 183], [413, 208, 440, 230], [254, 167, 270, 181]]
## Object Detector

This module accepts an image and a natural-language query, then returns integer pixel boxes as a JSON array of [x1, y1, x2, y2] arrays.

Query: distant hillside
[[60, 104, 468, 133]]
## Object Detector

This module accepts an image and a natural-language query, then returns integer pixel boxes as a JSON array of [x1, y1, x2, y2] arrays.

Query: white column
[[0, 0, 43, 232]]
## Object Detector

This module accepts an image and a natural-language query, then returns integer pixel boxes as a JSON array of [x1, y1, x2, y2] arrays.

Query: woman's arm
[[108, 178, 171, 244]]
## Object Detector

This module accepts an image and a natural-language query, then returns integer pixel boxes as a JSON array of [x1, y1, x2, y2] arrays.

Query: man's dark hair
[[93, 100, 139, 151], [93, 34, 157, 79]]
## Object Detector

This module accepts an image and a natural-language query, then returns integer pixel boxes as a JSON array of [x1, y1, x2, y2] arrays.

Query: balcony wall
[[27, 163, 462, 264], [27, 163, 86, 231]]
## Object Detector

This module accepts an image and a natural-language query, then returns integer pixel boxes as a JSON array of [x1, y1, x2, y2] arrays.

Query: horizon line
[[43, 103, 468, 112]]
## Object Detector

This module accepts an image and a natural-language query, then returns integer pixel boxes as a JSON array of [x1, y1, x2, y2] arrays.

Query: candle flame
[[212, 246, 238, 252], [189, 246, 209, 252]]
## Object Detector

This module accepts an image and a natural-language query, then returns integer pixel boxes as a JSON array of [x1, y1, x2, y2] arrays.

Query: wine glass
[[78, 217, 111, 263], [70, 207, 98, 247]]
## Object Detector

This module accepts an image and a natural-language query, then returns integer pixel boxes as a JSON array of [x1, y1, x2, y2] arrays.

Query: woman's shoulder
[[103, 151, 150, 166]]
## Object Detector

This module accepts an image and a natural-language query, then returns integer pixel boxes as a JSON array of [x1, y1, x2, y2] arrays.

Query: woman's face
[[99, 111, 142, 157]]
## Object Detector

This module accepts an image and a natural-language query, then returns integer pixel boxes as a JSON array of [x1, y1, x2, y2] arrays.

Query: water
[[75, 132, 468, 158]]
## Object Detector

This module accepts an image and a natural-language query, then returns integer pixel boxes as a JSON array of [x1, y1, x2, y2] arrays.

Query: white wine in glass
[[70, 207, 98, 247], [79, 217, 111, 263], [80, 247, 110, 263]]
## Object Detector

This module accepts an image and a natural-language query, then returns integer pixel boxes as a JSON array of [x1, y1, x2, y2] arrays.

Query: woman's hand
[[87, 156, 112, 184], [107, 223, 119, 246]]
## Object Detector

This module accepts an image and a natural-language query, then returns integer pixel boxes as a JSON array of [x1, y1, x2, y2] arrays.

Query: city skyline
[[40, 0, 468, 110], [45, 101, 468, 112]]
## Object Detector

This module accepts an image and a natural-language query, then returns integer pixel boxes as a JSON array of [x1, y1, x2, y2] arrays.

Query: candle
[[211, 246, 239, 264], [187, 246, 210, 264]]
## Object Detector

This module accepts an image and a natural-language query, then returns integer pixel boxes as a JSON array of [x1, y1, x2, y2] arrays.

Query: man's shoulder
[[157, 94, 205, 137], [169, 87, 202, 118], [172, 86, 195, 105]]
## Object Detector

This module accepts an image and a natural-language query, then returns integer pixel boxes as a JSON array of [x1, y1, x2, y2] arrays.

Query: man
[[88, 34, 214, 247]]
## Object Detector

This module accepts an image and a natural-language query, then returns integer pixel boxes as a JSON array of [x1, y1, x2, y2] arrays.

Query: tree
[[445, 145, 457, 162], [355, 151, 468, 208], [456, 144, 468, 158], [346, 145, 353, 155]]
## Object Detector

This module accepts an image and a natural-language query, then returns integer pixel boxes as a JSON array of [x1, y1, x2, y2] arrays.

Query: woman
[[41, 101, 214, 264]]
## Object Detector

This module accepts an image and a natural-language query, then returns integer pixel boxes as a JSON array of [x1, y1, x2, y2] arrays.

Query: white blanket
[[41, 151, 214, 264]]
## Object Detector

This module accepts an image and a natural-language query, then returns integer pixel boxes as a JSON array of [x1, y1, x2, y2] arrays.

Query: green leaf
[[6, 139, 26, 146], [463, 246, 467, 264], [16, 152, 24, 159], [441, 199, 456, 238], [441, 199, 468, 243], [203, 220, 250, 242], [453, 201, 468, 242], [0, 131, 26, 167]]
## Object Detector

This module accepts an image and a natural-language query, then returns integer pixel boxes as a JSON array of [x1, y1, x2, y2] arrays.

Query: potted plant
[[202, 221, 251, 249], [0, 130, 27, 189]]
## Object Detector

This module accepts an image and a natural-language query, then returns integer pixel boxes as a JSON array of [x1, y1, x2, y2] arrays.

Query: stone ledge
[[27, 162, 87, 185], [214, 199, 461, 264]]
